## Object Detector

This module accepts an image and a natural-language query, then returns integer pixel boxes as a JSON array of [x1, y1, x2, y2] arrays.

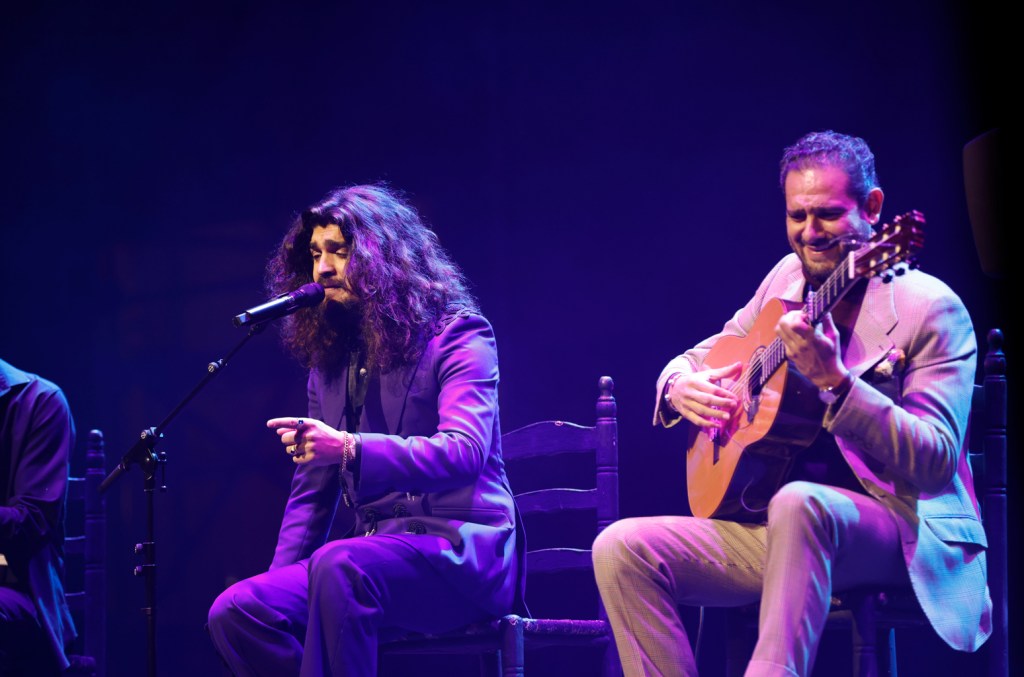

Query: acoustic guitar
[[685, 211, 925, 521]]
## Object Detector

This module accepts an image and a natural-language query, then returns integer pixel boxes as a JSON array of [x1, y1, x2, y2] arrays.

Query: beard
[[796, 238, 863, 289], [324, 301, 364, 353], [306, 301, 365, 377], [800, 256, 836, 288]]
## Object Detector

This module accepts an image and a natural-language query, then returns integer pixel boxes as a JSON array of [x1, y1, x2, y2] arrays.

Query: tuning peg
[[895, 266, 907, 276], [881, 271, 895, 283]]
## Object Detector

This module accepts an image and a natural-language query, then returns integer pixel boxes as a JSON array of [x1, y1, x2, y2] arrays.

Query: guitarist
[[593, 130, 990, 676]]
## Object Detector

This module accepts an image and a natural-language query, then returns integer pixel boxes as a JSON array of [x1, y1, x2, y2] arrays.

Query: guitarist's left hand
[[776, 311, 852, 391]]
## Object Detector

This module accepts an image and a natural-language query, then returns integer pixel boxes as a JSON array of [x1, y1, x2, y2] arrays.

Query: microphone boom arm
[[99, 322, 266, 492]]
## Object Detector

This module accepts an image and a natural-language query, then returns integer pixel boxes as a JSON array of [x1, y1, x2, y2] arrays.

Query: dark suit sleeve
[[355, 312, 499, 497], [0, 382, 74, 561]]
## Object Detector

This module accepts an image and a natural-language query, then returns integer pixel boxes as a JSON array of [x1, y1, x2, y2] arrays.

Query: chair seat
[[513, 616, 611, 642], [826, 588, 926, 630], [731, 587, 924, 626], [65, 653, 98, 676], [383, 615, 612, 654]]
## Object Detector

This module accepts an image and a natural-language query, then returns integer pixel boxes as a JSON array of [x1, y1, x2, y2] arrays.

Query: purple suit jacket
[[270, 311, 524, 617]]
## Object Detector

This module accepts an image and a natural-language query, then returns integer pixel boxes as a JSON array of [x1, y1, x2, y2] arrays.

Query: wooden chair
[[725, 328, 1009, 677], [65, 429, 107, 677], [379, 376, 621, 676]]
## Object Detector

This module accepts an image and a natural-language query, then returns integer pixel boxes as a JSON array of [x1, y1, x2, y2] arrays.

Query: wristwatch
[[818, 372, 853, 405], [663, 372, 683, 413]]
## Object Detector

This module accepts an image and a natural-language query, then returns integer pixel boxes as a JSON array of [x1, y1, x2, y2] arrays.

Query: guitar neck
[[755, 255, 859, 391], [692, 211, 924, 520], [805, 255, 860, 325]]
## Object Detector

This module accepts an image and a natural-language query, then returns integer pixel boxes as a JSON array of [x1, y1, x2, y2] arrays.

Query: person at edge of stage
[[592, 130, 990, 676], [208, 184, 524, 676], [1, 358, 77, 676]]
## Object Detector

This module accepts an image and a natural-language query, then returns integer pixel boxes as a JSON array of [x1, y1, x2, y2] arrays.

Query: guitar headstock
[[852, 210, 925, 280]]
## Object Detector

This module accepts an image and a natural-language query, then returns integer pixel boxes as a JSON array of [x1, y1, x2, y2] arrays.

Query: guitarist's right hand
[[665, 362, 743, 430]]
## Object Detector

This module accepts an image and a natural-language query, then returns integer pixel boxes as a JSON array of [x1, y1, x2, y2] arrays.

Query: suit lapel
[[319, 366, 349, 432], [362, 374, 390, 433], [378, 343, 434, 434], [770, 257, 898, 379], [318, 348, 425, 435], [845, 276, 898, 378], [377, 367, 415, 435], [778, 264, 806, 302]]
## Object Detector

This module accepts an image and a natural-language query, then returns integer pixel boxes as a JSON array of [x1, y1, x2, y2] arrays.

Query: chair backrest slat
[[502, 376, 618, 624], [527, 548, 593, 574], [65, 534, 86, 557], [65, 428, 106, 676], [516, 488, 597, 514], [67, 476, 86, 501], [503, 422, 597, 461], [979, 329, 1008, 677]]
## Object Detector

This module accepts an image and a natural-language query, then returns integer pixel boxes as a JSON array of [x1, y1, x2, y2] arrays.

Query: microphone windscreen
[[292, 282, 326, 307]]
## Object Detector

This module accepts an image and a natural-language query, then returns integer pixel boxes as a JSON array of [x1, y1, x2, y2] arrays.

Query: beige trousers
[[593, 481, 909, 677]]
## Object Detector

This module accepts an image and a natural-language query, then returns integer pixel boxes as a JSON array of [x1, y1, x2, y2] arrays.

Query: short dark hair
[[779, 130, 879, 206]]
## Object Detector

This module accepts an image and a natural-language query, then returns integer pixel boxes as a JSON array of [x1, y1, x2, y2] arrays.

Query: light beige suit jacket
[[655, 253, 992, 652]]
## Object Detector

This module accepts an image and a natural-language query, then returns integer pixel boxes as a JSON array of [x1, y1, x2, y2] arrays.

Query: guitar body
[[685, 298, 826, 521], [683, 211, 925, 521]]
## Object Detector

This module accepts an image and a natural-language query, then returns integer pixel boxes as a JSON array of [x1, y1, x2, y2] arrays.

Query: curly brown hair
[[266, 184, 478, 375]]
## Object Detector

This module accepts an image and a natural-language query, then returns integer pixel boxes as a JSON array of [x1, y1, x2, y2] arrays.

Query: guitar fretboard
[[737, 253, 858, 396]]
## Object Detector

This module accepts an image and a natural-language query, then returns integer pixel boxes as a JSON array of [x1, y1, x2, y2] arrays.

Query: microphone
[[232, 282, 325, 327]]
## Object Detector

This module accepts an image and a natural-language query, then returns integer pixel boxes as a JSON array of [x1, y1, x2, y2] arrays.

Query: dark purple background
[[2, 2, 1011, 675]]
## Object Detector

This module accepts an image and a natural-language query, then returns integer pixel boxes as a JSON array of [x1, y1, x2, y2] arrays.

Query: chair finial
[[986, 328, 1006, 378]]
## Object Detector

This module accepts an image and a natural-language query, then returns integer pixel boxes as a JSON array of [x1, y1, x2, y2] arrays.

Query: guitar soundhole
[[746, 350, 764, 423], [748, 355, 764, 397]]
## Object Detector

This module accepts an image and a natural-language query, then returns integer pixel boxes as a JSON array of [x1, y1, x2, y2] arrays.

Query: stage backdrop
[[2, 2, 1010, 676]]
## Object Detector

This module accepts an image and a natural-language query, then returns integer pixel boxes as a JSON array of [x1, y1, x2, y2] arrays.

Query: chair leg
[[478, 650, 500, 677], [724, 610, 756, 677], [602, 637, 623, 677], [849, 594, 879, 677], [883, 628, 897, 677], [499, 617, 524, 677]]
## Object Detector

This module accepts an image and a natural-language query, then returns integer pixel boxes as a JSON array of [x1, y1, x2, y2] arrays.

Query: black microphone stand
[[99, 322, 268, 677]]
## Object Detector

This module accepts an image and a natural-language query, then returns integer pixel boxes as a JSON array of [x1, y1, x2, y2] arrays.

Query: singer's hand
[[267, 417, 349, 467]]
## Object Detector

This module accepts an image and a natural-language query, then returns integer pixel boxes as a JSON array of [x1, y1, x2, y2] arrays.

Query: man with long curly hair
[[208, 184, 523, 675]]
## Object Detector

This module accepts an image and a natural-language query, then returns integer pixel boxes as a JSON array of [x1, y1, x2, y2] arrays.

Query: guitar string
[[723, 253, 855, 400], [718, 216, 915, 403]]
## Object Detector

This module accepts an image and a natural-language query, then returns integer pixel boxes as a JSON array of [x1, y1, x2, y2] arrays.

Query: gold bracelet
[[342, 431, 358, 474]]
